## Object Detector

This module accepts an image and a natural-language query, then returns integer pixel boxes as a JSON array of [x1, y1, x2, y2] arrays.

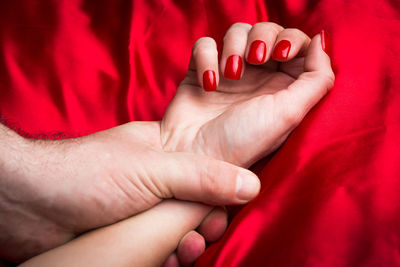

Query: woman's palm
[[162, 59, 315, 167]]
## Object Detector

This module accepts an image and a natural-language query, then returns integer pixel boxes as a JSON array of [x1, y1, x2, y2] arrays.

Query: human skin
[[0, 121, 258, 263], [161, 23, 334, 265], [19, 23, 334, 267], [20, 200, 211, 267]]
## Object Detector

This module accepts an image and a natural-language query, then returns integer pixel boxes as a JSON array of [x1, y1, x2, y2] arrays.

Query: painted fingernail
[[224, 55, 242, 80], [247, 40, 266, 64], [203, 70, 216, 91], [321, 30, 331, 55], [272, 40, 291, 61], [236, 172, 260, 201]]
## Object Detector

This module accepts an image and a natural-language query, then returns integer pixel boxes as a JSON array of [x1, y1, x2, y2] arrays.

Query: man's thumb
[[149, 152, 260, 205]]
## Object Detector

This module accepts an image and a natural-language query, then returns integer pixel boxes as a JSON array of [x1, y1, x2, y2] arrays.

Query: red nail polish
[[224, 55, 242, 80], [272, 40, 291, 61], [203, 70, 216, 91], [321, 30, 331, 55], [247, 40, 266, 64]]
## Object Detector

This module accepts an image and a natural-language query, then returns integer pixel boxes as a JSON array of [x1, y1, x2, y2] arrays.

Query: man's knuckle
[[200, 174, 219, 198], [199, 162, 229, 201]]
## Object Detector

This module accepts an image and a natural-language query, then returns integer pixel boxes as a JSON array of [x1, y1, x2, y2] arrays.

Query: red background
[[1, 0, 399, 266]]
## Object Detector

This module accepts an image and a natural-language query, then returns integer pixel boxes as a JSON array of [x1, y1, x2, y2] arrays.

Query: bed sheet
[[1, 0, 399, 266]]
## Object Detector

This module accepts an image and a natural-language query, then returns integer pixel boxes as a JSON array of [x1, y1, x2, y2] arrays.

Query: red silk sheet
[[1, 1, 400, 266]]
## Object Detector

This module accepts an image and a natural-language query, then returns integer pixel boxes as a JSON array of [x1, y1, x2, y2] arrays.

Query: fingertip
[[320, 30, 331, 57], [279, 31, 335, 120], [221, 23, 250, 81], [305, 31, 334, 82], [272, 28, 311, 61], [272, 39, 291, 61], [224, 55, 243, 80], [191, 37, 219, 92], [177, 231, 205, 267], [162, 253, 180, 267], [247, 40, 267, 64], [197, 207, 228, 242], [235, 171, 260, 202], [203, 70, 217, 92], [245, 22, 283, 64]]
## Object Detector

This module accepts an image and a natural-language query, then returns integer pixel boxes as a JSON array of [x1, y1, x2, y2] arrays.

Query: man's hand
[[162, 23, 334, 168], [0, 122, 259, 262]]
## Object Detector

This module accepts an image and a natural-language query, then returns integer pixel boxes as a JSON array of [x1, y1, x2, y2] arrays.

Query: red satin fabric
[[1, 0, 399, 266]]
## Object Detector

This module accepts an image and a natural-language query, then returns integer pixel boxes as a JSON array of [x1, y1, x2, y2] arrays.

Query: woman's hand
[[162, 22, 334, 168], [20, 200, 215, 267], [160, 23, 334, 266]]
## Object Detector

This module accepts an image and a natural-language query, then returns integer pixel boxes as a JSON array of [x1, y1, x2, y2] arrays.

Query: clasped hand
[[0, 22, 334, 267]]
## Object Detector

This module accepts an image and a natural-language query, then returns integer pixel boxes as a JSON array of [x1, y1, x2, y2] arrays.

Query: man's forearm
[[0, 124, 68, 262], [0, 123, 29, 177], [0, 123, 31, 261]]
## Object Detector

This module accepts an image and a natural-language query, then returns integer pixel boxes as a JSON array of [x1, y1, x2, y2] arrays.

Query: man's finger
[[148, 151, 260, 205]]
